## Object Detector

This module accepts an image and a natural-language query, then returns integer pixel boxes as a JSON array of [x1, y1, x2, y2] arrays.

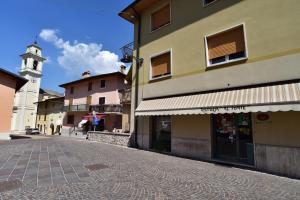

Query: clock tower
[[11, 42, 46, 133]]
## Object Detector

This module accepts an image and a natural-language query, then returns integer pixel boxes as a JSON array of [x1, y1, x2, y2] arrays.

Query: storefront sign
[[200, 106, 246, 113], [256, 113, 270, 121]]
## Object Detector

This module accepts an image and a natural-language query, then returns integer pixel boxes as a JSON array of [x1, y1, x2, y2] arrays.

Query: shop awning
[[135, 82, 300, 116]]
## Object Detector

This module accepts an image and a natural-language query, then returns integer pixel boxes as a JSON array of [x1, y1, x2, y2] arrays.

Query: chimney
[[120, 65, 126, 74], [82, 71, 91, 78]]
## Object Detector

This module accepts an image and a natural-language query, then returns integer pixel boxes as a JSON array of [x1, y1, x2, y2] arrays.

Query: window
[[24, 59, 27, 66], [151, 51, 171, 79], [206, 25, 247, 67], [151, 4, 170, 31], [100, 80, 106, 88], [39, 115, 41, 120], [86, 96, 92, 105], [88, 82, 93, 91], [44, 114, 47, 121], [203, 0, 217, 6], [67, 115, 74, 124], [99, 97, 105, 105], [70, 87, 74, 94], [33, 60, 38, 70]]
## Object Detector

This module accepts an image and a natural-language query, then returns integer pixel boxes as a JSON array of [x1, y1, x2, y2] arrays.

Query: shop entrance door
[[151, 116, 171, 152], [213, 113, 254, 165]]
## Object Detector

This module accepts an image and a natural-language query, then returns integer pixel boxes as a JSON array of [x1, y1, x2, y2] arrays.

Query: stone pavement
[[0, 137, 299, 199]]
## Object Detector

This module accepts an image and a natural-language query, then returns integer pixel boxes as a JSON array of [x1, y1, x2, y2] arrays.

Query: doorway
[[151, 116, 171, 152], [213, 113, 254, 165]]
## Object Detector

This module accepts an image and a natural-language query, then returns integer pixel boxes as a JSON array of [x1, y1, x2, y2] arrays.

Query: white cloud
[[44, 56, 52, 64], [39, 29, 122, 77]]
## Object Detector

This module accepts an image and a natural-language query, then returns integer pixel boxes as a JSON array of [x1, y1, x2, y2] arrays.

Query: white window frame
[[150, 0, 172, 33], [149, 49, 173, 81], [204, 23, 248, 68]]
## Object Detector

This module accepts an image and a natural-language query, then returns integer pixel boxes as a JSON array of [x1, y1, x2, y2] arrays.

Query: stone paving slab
[[0, 137, 299, 199]]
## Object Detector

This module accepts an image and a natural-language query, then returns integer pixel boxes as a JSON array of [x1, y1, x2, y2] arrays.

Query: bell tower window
[[24, 59, 27, 66], [33, 60, 38, 70]]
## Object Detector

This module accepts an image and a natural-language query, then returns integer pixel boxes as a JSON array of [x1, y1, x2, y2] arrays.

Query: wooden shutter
[[207, 26, 245, 59], [151, 52, 171, 78], [86, 96, 92, 105], [151, 4, 170, 31]]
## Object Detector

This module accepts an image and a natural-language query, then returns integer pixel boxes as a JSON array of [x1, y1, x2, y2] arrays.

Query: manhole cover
[[0, 180, 22, 192], [85, 164, 108, 171]]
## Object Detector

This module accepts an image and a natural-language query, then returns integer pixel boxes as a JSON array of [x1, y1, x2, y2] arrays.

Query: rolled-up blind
[[151, 52, 170, 78], [151, 4, 170, 31], [207, 26, 245, 59]]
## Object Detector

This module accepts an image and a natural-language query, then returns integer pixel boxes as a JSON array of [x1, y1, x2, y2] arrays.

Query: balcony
[[120, 42, 134, 63], [63, 104, 89, 112], [119, 89, 131, 104], [64, 104, 123, 113], [90, 104, 123, 114]]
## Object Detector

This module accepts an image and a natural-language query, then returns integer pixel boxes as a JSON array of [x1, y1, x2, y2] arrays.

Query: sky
[[0, 0, 133, 93]]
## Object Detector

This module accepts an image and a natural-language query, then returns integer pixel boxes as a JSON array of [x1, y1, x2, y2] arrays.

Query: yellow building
[[120, 0, 300, 178], [36, 89, 64, 135]]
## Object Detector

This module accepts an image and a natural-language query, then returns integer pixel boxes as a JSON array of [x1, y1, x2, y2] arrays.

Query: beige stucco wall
[[253, 112, 300, 148], [0, 73, 16, 133], [172, 115, 210, 140], [132, 0, 300, 99]]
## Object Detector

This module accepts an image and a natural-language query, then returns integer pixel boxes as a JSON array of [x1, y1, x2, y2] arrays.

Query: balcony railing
[[90, 104, 123, 113], [119, 89, 131, 104], [63, 104, 89, 112], [64, 104, 123, 113]]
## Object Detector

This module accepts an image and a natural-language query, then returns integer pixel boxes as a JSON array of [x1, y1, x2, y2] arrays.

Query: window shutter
[[151, 52, 170, 78], [152, 4, 170, 30], [207, 26, 245, 59]]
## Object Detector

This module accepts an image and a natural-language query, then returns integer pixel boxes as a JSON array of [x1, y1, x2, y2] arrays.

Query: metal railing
[[119, 89, 131, 103], [63, 104, 89, 112], [63, 104, 123, 113], [90, 104, 123, 113]]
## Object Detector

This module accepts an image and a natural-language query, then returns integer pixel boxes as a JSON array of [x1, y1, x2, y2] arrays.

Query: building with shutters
[[59, 69, 131, 137], [119, 0, 300, 178]]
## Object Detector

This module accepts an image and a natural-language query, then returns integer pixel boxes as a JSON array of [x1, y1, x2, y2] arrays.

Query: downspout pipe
[[133, 7, 141, 148]]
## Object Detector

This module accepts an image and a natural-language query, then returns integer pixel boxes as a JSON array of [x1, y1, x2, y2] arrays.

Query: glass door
[[151, 116, 171, 152], [213, 113, 254, 165]]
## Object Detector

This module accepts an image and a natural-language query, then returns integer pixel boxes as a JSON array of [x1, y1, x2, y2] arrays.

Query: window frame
[[70, 86, 74, 94], [149, 49, 172, 81], [100, 80, 106, 89], [150, 1, 172, 33], [204, 23, 248, 68], [88, 82, 93, 91], [99, 97, 106, 105]]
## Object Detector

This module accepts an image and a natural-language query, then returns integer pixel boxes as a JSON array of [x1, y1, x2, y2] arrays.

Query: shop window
[[99, 97, 105, 105], [203, 0, 217, 6], [206, 25, 247, 67], [67, 115, 74, 124], [70, 86, 74, 94], [88, 82, 93, 91], [151, 4, 170, 31], [100, 80, 106, 88], [151, 51, 171, 79]]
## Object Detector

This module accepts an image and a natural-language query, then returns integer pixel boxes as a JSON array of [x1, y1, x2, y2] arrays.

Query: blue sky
[[0, 0, 133, 92]]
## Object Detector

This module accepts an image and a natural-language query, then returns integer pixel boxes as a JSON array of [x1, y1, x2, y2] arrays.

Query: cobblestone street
[[0, 137, 299, 200]]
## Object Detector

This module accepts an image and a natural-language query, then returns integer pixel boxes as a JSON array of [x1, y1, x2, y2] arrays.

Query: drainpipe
[[133, 8, 141, 148]]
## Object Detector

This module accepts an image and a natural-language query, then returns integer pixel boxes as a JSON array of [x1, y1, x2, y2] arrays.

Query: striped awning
[[135, 82, 300, 116]]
